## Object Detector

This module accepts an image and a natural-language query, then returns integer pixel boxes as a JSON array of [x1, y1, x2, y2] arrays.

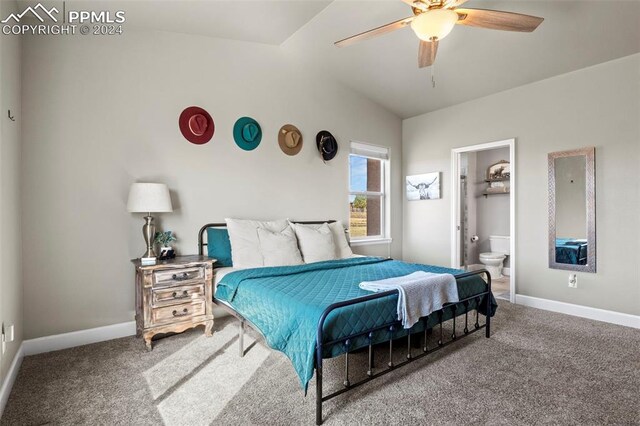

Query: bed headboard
[[197, 220, 338, 256]]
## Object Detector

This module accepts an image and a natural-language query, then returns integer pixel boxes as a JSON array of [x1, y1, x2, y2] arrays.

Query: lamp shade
[[127, 183, 173, 213], [411, 9, 458, 41]]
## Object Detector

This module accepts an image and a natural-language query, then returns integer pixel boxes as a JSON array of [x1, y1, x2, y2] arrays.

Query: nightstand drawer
[[152, 284, 204, 307], [151, 300, 205, 324], [154, 267, 204, 287]]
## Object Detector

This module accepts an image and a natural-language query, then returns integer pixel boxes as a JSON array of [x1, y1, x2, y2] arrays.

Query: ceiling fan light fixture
[[410, 9, 458, 41]]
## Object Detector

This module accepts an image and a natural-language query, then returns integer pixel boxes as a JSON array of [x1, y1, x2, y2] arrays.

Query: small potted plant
[[154, 231, 177, 260]]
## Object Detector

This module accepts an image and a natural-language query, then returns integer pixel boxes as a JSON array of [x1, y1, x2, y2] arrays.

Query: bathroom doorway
[[451, 139, 515, 302]]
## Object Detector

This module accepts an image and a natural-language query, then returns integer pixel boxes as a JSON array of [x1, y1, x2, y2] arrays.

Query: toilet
[[479, 236, 510, 279]]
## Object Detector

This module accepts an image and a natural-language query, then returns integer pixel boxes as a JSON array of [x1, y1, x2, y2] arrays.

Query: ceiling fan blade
[[335, 16, 415, 47], [455, 8, 544, 32], [418, 39, 438, 68]]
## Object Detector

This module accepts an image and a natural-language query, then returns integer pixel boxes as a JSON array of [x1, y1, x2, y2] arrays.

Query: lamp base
[[142, 215, 157, 259]]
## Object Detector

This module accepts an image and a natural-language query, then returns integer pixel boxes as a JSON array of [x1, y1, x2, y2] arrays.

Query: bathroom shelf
[[482, 191, 510, 198], [484, 178, 510, 183]]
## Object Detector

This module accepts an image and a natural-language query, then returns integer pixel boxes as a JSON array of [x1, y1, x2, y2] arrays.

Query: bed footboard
[[314, 269, 492, 425]]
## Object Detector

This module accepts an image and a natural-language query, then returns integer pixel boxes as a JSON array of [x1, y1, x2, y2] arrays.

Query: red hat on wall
[[179, 106, 214, 144]]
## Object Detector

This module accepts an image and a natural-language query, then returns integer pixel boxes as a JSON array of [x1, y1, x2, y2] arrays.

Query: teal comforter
[[215, 257, 496, 389]]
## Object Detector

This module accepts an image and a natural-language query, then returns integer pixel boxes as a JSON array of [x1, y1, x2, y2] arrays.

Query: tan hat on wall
[[278, 124, 303, 156]]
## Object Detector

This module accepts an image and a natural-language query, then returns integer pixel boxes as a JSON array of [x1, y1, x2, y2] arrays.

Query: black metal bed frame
[[198, 221, 492, 425]]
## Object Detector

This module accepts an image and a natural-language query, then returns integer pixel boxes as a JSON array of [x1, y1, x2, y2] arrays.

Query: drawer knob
[[172, 308, 189, 317], [171, 290, 189, 299], [172, 272, 189, 281]]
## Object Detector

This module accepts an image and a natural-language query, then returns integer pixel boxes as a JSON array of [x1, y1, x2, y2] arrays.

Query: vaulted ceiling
[[19, 0, 640, 118], [283, 0, 640, 118], [18, 0, 334, 45]]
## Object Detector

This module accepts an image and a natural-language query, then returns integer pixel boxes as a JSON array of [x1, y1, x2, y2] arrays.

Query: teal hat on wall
[[233, 117, 262, 151]]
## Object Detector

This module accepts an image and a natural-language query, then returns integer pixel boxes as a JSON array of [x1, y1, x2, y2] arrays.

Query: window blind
[[350, 141, 389, 160]]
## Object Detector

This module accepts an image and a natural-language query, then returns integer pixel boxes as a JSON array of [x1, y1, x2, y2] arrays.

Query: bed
[[555, 238, 588, 265], [199, 221, 497, 424]]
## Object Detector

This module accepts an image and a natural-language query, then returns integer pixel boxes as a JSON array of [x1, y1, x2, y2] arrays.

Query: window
[[349, 142, 389, 240]]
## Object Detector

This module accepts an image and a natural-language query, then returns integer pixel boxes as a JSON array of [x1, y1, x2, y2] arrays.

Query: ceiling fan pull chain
[[431, 64, 436, 88]]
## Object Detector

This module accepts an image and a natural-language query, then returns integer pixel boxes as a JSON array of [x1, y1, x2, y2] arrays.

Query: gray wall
[[403, 54, 640, 316], [21, 30, 402, 338], [0, 0, 23, 383]]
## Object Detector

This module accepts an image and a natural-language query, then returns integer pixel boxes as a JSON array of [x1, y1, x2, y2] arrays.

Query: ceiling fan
[[335, 0, 544, 68]]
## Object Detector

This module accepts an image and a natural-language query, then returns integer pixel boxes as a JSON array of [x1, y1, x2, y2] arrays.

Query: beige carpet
[[2, 302, 639, 425]]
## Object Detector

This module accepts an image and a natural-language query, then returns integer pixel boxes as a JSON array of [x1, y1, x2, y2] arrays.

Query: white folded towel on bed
[[359, 272, 459, 329]]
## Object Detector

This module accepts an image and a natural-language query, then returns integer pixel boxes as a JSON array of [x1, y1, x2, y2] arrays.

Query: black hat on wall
[[316, 130, 338, 162]]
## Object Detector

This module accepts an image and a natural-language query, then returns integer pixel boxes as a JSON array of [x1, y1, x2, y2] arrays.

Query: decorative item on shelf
[[484, 160, 511, 197], [485, 182, 508, 194], [154, 231, 177, 260], [127, 183, 174, 260], [179, 106, 215, 145], [406, 172, 441, 200], [316, 130, 338, 162], [486, 160, 510, 181], [278, 124, 303, 156], [233, 116, 262, 151]]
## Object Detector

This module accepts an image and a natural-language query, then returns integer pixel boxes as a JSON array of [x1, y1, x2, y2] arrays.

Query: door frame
[[450, 138, 516, 303]]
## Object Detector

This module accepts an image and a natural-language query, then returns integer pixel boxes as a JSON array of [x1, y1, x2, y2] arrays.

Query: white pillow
[[257, 226, 303, 267], [290, 221, 353, 259], [292, 223, 337, 263], [328, 220, 353, 259], [225, 218, 289, 268]]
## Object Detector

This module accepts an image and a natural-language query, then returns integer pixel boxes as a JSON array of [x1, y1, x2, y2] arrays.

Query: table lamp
[[127, 183, 173, 259]]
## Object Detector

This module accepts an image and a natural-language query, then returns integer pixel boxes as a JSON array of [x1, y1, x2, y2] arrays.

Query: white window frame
[[348, 142, 390, 243]]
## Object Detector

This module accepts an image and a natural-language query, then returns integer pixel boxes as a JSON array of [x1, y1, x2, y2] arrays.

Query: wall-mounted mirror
[[548, 147, 596, 272]]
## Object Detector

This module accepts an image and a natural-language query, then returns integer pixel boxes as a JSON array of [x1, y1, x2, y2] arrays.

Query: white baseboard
[[23, 321, 136, 356], [0, 343, 24, 418], [515, 295, 640, 329]]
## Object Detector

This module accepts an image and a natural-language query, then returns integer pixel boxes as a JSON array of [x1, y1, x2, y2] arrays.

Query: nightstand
[[132, 255, 215, 350]]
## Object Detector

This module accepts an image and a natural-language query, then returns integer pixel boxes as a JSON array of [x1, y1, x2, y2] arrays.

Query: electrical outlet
[[568, 274, 578, 288], [7, 324, 14, 343]]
